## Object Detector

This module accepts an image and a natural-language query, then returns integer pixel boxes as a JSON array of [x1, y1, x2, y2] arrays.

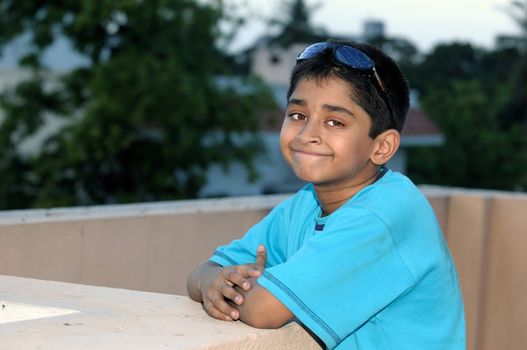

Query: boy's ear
[[370, 129, 400, 166]]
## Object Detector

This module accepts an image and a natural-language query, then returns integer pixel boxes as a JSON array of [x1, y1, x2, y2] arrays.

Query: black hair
[[287, 40, 410, 138]]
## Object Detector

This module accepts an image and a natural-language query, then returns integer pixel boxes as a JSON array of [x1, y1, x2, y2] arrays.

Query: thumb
[[250, 244, 267, 277]]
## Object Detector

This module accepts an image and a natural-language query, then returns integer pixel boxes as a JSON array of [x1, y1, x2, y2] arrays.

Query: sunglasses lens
[[297, 42, 331, 60], [334, 46, 373, 70]]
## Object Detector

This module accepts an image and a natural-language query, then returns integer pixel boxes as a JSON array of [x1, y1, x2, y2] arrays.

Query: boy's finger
[[224, 270, 251, 291], [203, 301, 233, 321], [219, 284, 244, 305], [209, 291, 240, 320], [254, 244, 267, 272]]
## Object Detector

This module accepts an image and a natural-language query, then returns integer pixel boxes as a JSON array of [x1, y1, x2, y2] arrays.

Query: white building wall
[[251, 43, 308, 86]]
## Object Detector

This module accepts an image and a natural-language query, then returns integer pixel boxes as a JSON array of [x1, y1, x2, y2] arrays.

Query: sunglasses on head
[[296, 42, 394, 127]]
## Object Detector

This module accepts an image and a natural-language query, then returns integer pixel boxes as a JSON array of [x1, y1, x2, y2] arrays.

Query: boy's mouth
[[290, 147, 332, 158]]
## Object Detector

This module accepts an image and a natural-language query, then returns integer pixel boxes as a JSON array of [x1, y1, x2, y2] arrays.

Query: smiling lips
[[291, 148, 332, 158]]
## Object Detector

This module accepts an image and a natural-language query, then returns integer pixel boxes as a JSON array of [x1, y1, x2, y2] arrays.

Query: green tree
[[405, 42, 521, 100], [495, 53, 527, 128], [505, 0, 527, 41], [405, 38, 527, 190], [407, 42, 483, 94], [0, 0, 275, 209], [407, 80, 527, 190], [495, 0, 527, 129]]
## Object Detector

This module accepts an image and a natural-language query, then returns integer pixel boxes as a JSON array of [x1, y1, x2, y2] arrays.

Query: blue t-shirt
[[210, 169, 465, 349]]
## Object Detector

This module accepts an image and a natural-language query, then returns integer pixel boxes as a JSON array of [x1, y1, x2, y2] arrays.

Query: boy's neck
[[315, 167, 381, 216]]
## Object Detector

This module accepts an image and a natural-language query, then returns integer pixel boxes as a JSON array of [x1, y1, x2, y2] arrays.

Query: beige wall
[[0, 188, 526, 349], [444, 194, 488, 350], [0, 196, 287, 294], [422, 188, 527, 350]]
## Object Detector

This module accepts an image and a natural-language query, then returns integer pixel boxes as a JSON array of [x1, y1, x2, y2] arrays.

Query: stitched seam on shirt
[[262, 270, 341, 344], [213, 250, 239, 266]]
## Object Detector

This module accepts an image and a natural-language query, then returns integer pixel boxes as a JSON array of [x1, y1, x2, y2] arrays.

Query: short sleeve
[[257, 206, 416, 349], [209, 203, 289, 268]]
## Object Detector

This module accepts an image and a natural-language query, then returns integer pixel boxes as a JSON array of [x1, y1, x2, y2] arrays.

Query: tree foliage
[[379, 2, 527, 191], [406, 40, 527, 190], [407, 79, 527, 190], [506, 0, 527, 38], [495, 0, 527, 129], [0, 0, 275, 209]]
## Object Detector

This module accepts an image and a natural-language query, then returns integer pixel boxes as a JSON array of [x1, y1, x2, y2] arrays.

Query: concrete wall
[[0, 188, 526, 349], [0, 195, 287, 294], [419, 187, 527, 350]]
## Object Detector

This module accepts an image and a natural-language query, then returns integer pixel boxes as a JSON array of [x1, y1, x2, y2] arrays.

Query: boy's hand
[[202, 245, 267, 321]]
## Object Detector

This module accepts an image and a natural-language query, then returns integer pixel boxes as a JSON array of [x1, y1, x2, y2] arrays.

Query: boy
[[187, 40, 465, 349]]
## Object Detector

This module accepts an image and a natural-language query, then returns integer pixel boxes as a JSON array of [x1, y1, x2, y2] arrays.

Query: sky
[[0, 0, 521, 69], [228, 0, 521, 52]]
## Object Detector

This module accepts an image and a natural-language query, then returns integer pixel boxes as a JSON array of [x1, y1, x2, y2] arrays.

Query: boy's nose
[[295, 120, 322, 145]]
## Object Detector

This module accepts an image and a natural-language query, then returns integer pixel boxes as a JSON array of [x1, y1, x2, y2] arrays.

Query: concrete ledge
[[419, 185, 527, 198], [0, 194, 290, 226], [0, 275, 321, 350]]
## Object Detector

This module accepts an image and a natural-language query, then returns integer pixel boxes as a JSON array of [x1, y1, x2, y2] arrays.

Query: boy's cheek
[[278, 136, 292, 160]]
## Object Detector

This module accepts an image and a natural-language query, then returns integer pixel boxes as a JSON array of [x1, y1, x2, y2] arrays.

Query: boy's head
[[280, 40, 410, 188], [287, 40, 410, 138]]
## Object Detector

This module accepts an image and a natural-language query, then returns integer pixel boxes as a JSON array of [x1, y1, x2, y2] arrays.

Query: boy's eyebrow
[[287, 98, 306, 107], [287, 98, 355, 118], [322, 104, 355, 117]]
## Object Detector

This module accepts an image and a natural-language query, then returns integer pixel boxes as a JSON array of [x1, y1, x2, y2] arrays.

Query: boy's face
[[280, 76, 378, 188]]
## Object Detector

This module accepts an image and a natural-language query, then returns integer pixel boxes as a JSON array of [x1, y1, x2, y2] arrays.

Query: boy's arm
[[228, 245, 293, 328], [232, 277, 294, 329]]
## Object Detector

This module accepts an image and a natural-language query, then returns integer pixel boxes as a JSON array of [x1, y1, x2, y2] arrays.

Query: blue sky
[[230, 0, 520, 52]]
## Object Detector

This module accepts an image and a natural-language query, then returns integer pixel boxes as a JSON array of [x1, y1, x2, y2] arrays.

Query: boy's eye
[[288, 113, 306, 121], [327, 120, 344, 127]]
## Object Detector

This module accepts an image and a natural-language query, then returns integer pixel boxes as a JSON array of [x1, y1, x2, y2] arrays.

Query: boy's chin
[[292, 171, 317, 184], [294, 173, 327, 186], [291, 167, 346, 186]]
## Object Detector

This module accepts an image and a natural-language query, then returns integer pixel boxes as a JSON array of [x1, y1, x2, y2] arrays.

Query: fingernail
[[258, 245, 264, 252], [243, 282, 250, 290], [235, 296, 242, 304], [231, 311, 238, 319]]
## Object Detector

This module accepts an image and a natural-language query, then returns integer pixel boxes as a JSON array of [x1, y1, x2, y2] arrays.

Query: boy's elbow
[[242, 310, 287, 329], [242, 317, 287, 329]]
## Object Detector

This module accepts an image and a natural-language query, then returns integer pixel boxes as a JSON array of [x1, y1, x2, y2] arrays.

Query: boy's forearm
[[186, 261, 223, 302], [233, 278, 293, 329]]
